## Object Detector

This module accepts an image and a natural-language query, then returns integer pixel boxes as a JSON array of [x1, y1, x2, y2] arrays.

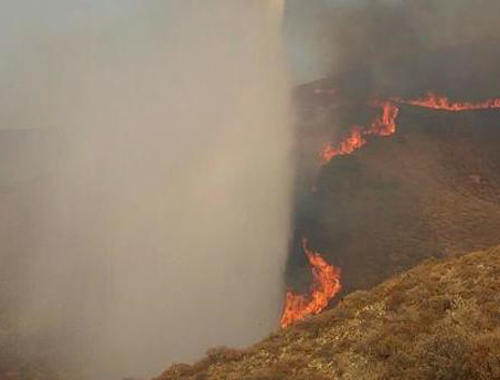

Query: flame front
[[320, 127, 366, 163], [280, 239, 341, 329], [320, 93, 500, 166], [370, 101, 400, 136], [320, 101, 399, 164], [283, 91, 500, 330], [399, 92, 500, 111]]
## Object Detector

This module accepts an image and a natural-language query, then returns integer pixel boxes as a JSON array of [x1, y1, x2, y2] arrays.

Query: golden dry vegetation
[[158, 244, 500, 380]]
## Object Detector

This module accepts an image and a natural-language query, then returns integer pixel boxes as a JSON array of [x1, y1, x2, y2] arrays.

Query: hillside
[[158, 243, 500, 380], [287, 38, 500, 299]]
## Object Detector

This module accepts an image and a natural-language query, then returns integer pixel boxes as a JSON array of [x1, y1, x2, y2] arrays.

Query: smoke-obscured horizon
[[284, 0, 500, 84], [1, 1, 293, 379]]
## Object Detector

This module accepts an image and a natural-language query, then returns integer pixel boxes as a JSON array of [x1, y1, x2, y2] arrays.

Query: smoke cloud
[[284, 0, 500, 83], [3, 1, 293, 378]]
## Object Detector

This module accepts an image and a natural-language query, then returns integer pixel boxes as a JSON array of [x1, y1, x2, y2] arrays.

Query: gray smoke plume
[[1, 1, 293, 379]]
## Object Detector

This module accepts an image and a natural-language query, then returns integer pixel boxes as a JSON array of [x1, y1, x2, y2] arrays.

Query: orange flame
[[280, 239, 341, 329], [399, 92, 500, 111], [370, 101, 400, 136], [320, 101, 400, 165], [320, 127, 366, 163], [320, 93, 500, 166], [291, 91, 500, 329]]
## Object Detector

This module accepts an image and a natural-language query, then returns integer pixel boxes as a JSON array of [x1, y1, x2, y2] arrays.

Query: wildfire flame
[[320, 93, 500, 165], [370, 101, 400, 136], [280, 239, 341, 329], [320, 101, 399, 164], [285, 91, 500, 329], [284, 91, 500, 329], [399, 92, 500, 111], [320, 127, 366, 163]]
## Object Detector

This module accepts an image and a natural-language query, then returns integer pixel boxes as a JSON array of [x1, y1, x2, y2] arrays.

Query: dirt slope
[[157, 243, 500, 380]]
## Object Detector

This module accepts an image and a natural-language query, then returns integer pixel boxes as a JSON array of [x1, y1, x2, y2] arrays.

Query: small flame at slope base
[[280, 239, 341, 329]]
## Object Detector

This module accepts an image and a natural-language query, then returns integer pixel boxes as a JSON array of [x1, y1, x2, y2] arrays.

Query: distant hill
[[157, 243, 500, 380]]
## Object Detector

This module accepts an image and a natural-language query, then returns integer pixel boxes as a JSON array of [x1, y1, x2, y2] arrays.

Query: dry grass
[[157, 244, 500, 380]]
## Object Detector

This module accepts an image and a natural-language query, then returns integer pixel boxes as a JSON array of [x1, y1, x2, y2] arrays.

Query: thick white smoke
[[6, 1, 293, 378]]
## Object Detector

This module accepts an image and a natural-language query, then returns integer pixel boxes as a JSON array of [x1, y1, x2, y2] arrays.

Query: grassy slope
[[158, 244, 500, 380]]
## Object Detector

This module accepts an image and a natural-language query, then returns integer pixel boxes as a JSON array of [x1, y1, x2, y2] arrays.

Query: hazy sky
[[284, 0, 500, 83], [283, 0, 334, 83], [0, 0, 322, 102]]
